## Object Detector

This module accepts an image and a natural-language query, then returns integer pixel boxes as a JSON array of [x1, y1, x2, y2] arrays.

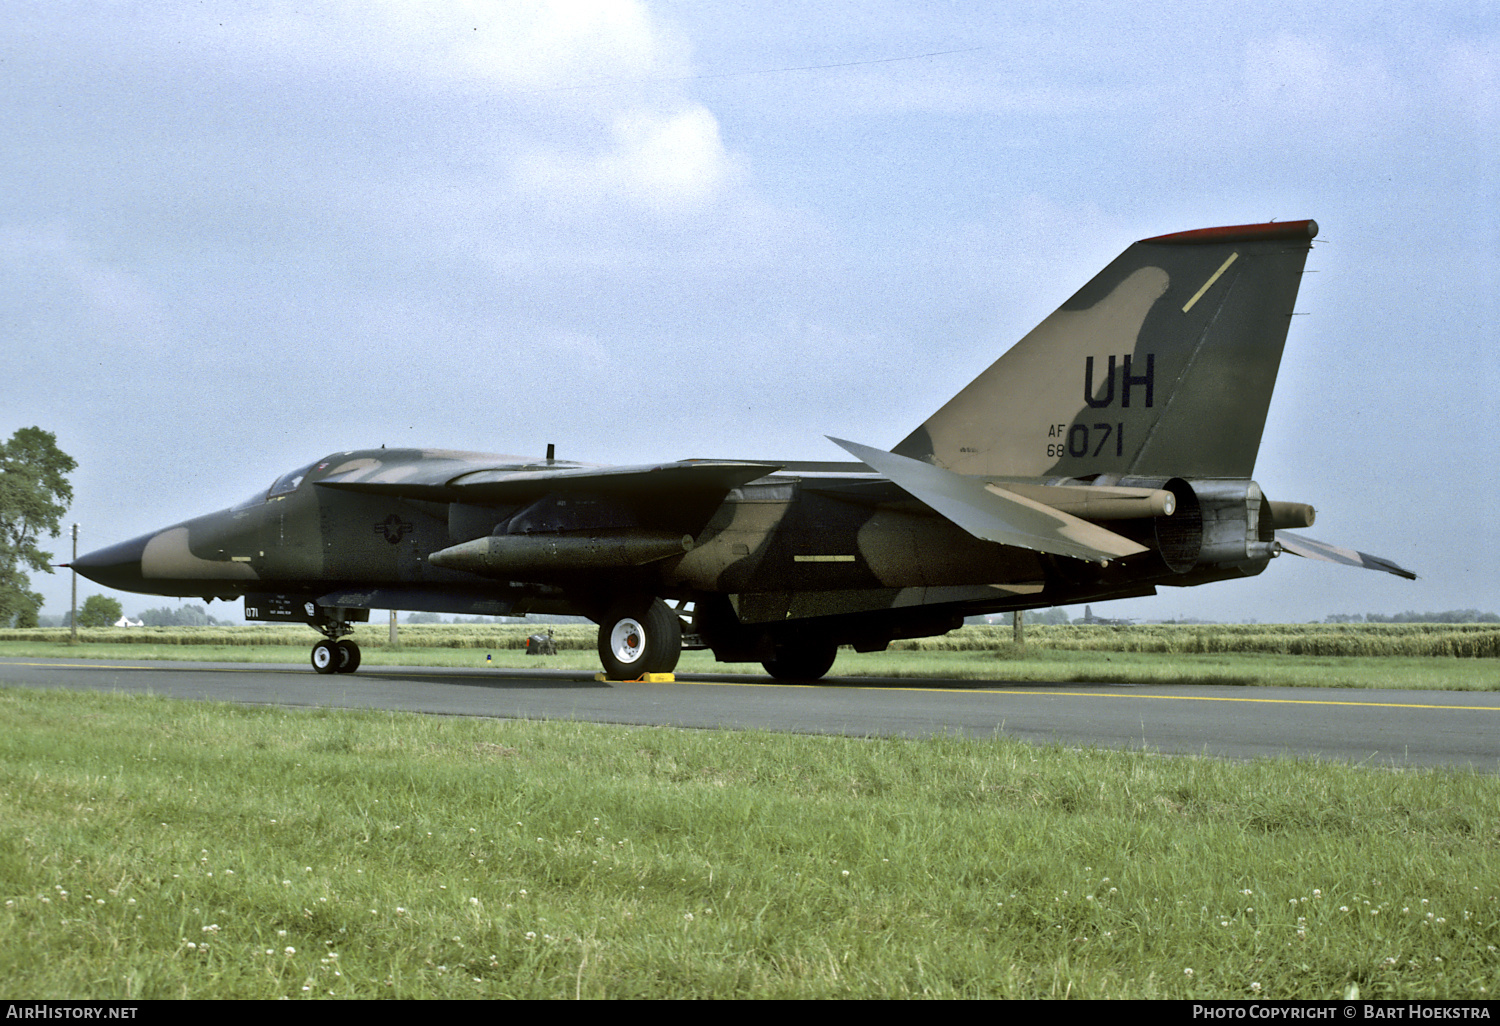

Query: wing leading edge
[[318, 459, 779, 503]]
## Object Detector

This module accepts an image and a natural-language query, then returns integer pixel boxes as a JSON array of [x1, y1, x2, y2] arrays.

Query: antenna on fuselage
[[546, 443, 555, 462]]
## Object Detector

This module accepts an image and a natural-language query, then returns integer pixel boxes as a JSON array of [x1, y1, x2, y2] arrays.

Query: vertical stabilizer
[[893, 220, 1318, 479]]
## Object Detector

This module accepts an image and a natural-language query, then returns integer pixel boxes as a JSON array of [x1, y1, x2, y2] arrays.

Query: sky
[[3, 0, 1496, 624]]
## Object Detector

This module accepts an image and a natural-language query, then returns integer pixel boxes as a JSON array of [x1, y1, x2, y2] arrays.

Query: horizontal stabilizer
[[829, 437, 1146, 563], [1275, 532, 1417, 580]]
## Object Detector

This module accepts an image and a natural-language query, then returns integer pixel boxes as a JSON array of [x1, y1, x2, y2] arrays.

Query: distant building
[[113, 615, 144, 627]]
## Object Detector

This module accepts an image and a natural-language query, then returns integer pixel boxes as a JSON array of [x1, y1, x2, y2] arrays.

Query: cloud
[[1240, 33, 1408, 125], [183, 1, 744, 218], [185, 0, 682, 90], [1437, 36, 1500, 125], [511, 104, 739, 214], [0, 225, 171, 349]]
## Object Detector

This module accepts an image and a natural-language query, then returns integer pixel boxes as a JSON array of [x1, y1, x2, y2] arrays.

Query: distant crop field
[[900, 623, 1500, 658], [4, 622, 1497, 657]]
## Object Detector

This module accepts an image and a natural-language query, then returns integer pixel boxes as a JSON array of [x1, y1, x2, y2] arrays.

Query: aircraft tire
[[311, 640, 339, 674], [762, 640, 837, 681], [336, 640, 361, 674], [597, 599, 682, 678]]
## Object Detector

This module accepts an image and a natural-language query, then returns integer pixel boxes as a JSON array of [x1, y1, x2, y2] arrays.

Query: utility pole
[[1013, 608, 1024, 647], [70, 524, 78, 644], [389, 609, 398, 648]]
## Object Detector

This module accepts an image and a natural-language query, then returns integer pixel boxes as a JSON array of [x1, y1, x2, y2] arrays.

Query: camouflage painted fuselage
[[72, 444, 1274, 662], [73, 219, 1414, 671]]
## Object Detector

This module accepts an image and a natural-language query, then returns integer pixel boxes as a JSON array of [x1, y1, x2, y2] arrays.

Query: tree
[[77, 594, 123, 628], [139, 603, 223, 627], [0, 427, 76, 627]]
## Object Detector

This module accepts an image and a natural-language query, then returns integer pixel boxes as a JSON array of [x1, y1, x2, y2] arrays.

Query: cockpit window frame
[[268, 461, 318, 500]]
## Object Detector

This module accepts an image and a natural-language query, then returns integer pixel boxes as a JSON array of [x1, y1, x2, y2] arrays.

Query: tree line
[[1322, 610, 1499, 624]]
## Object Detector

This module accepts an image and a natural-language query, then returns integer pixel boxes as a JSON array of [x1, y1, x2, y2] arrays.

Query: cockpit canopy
[[233, 460, 318, 510]]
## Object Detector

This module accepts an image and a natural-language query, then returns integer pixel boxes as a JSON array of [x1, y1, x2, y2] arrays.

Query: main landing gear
[[761, 637, 838, 681], [311, 617, 361, 675], [597, 598, 682, 679]]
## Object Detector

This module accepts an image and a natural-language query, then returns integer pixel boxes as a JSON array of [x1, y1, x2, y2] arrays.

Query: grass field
[[2, 622, 1496, 690], [1, 685, 1496, 999]]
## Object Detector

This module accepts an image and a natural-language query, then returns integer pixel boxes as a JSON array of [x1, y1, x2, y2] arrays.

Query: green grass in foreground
[[0, 686, 1496, 999]]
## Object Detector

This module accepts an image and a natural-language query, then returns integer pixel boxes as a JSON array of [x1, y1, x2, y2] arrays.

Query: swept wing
[[828, 437, 1146, 564]]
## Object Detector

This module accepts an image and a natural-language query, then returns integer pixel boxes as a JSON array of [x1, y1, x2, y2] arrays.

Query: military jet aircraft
[[71, 219, 1413, 679]]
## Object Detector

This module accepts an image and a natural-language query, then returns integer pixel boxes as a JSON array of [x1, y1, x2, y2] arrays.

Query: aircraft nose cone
[[70, 533, 151, 592]]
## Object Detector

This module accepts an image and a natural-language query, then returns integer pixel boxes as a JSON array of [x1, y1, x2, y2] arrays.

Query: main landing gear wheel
[[597, 599, 682, 679], [337, 640, 361, 673], [762, 639, 837, 681]]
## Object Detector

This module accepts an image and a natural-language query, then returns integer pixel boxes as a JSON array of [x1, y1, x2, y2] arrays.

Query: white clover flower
[[285, 946, 295, 955]]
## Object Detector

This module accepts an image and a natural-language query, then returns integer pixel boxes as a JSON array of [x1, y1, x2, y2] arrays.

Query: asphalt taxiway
[[2, 657, 1496, 770]]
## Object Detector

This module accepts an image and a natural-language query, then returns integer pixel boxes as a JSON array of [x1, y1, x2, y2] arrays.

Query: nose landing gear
[[310, 618, 361, 675]]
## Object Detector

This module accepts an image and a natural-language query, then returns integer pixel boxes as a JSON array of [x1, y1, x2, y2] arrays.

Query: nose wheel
[[312, 639, 338, 673], [311, 639, 362, 674], [309, 607, 362, 676]]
